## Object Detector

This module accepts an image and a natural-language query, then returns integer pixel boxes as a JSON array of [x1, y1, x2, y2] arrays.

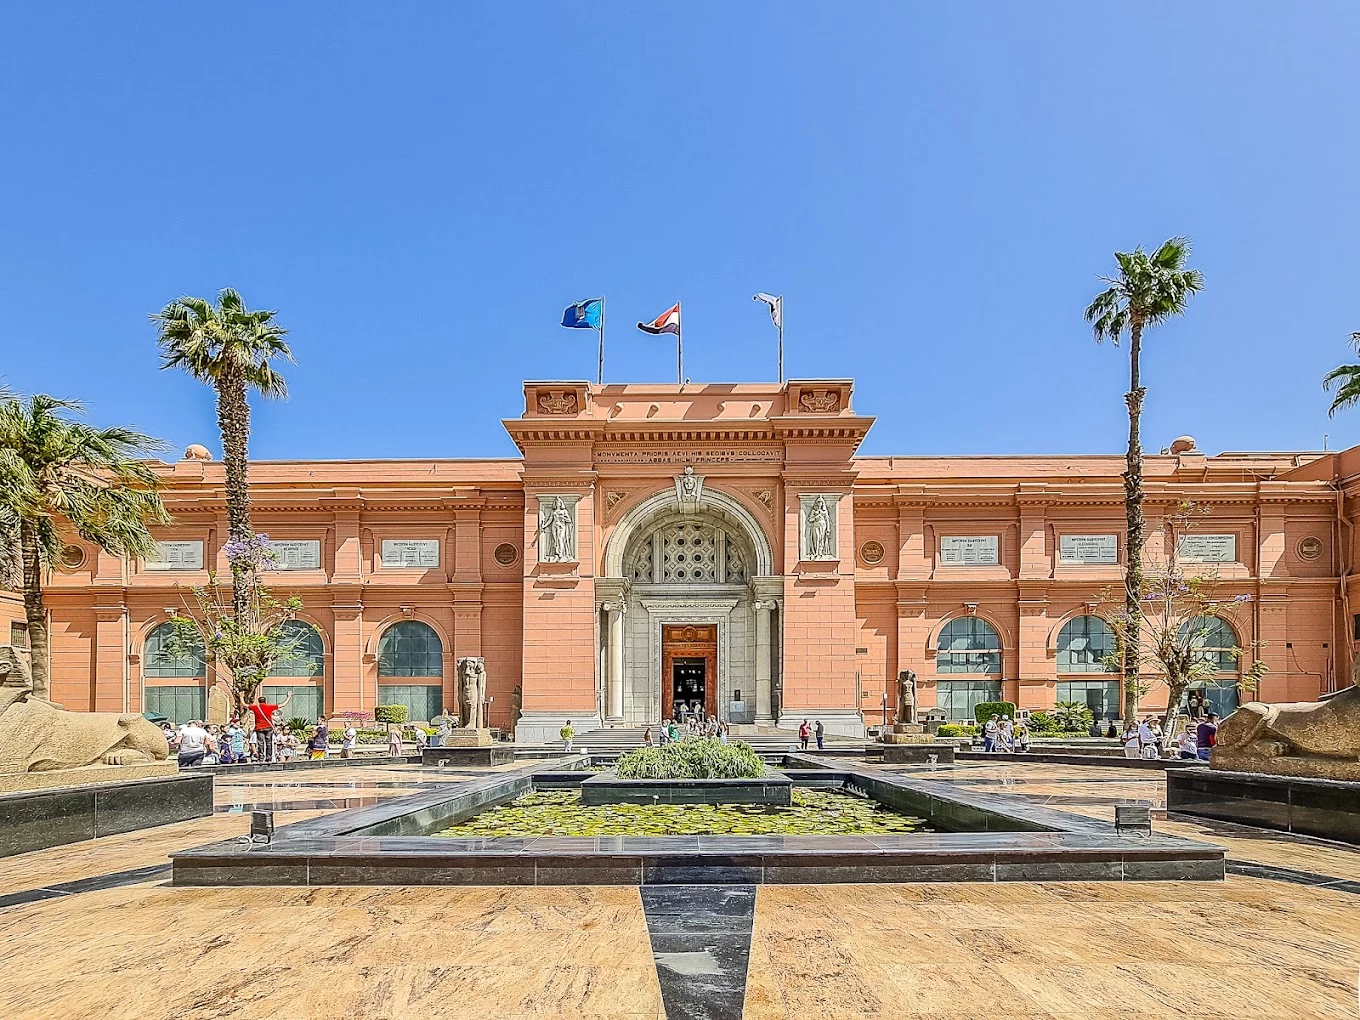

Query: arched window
[[1056, 616, 1117, 673], [1181, 616, 1240, 672], [377, 620, 443, 677], [269, 620, 325, 677], [143, 622, 206, 678], [936, 617, 1002, 674]]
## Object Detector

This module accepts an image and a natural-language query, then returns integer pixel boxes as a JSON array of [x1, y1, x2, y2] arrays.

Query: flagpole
[[597, 297, 605, 386], [677, 302, 683, 386], [777, 297, 784, 384]]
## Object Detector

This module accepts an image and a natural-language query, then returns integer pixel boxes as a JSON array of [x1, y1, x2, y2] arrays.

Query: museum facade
[[7, 378, 1359, 740]]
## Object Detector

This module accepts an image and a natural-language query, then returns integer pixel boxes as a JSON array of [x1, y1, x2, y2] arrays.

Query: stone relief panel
[[799, 494, 841, 561], [537, 495, 580, 563]]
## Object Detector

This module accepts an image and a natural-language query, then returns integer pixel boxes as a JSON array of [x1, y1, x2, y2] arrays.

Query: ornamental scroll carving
[[537, 391, 579, 415], [799, 389, 840, 414]]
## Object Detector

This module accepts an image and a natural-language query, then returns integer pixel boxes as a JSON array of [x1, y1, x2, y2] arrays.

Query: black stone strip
[[1226, 861, 1360, 895], [0, 863, 172, 910], [956, 751, 1197, 770], [195, 754, 422, 776], [642, 885, 755, 1020]]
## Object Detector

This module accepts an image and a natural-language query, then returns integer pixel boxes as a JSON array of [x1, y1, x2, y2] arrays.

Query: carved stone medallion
[[799, 389, 840, 414], [537, 391, 579, 415], [859, 540, 885, 565]]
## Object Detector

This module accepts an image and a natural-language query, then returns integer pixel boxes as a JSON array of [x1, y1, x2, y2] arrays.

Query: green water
[[432, 788, 932, 838]]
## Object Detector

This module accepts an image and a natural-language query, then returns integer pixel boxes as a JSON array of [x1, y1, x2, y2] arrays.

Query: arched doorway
[[600, 487, 781, 726]]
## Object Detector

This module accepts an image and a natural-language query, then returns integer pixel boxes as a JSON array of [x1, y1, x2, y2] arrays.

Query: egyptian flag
[[637, 302, 680, 335]]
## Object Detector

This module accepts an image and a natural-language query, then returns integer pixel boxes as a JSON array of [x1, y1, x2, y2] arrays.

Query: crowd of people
[[1120, 712, 1219, 761], [163, 692, 368, 767], [641, 713, 733, 746], [980, 714, 1031, 753]]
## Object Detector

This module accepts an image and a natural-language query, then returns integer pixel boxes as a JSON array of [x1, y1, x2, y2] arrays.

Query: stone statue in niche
[[1211, 684, 1360, 781], [457, 656, 488, 730], [0, 646, 170, 773], [896, 669, 918, 726], [805, 495, 834, 559], [540, 497, 575, 562]]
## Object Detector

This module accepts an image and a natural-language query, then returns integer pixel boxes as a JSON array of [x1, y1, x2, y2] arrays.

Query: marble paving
[[1, 759, 1358, 1018]]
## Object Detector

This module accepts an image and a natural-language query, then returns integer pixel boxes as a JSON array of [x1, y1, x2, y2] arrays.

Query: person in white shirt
[[1122, 723, 1141, 759], [177, 720, 209, 767], [341, 727, 358, 760], [1176, 728, 1198, 760], [983, 715, 1001, 753], [1137, 718, 1157, 759]]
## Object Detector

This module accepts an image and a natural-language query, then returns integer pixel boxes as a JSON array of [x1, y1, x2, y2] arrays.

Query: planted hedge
[[615, 739, 765, 780]]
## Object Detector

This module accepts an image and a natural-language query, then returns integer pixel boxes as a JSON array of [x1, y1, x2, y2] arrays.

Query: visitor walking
[[1137, 717, 1158, 759], [1188, 693, 1205, 722], [561, 719, 574, 752], [999, 716, 1015, 753], [718, 722, 729, 745], [1121, 722, 1141, 759], [1151, 718, 1165, 758], [307, 716, 328, 761], [1195, 713, 1218, 762], [815, 720, 825, 750], [1015, 720, 1030, 753], [798, 719, 810, 751], [414, 726, 428, 751], [177, 719, 209, 768], [387, 726, 403, 757], [667, 719, 679, 743], [983, 714, 1000, 753], [643, 726, 653, 747], [249, 690, 293, 764], [341, 726, 357, 759]]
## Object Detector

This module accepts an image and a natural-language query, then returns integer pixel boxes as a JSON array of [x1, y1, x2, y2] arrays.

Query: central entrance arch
[[598, 487, 781, 726]]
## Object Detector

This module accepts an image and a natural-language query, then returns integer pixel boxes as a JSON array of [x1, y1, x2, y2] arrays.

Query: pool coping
[[170, 754, 1225, 886]]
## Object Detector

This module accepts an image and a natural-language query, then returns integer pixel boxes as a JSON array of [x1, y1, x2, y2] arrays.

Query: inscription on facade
[[939, 535, 999, 565], [1179, 534, 1236, 563], [144, 540, 204, 571], [268, 539, 322, 570], [1058, 534, 1119, 564], [595, 447, 783, 465], [380, 539, 440, 568]]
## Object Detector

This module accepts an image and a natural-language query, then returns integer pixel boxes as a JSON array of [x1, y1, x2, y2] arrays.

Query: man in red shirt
[[249, 691, 293, 763]]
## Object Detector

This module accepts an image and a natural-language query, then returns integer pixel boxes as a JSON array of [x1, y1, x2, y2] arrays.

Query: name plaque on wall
[[939, 535, 999, 565], [269, 539, 321, 570], [1179, 534, 1236, 563], [144, 540, 204, 571], [1059, 534, 1119, 564], [381, 539, 440, 568]]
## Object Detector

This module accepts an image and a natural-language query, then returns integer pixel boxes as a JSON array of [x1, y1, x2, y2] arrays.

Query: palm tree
[[1323, 332, 1360, 416], [0, 394, 171, 699], [152, 289, 293, 623], [1085, 238, 1204, 722]]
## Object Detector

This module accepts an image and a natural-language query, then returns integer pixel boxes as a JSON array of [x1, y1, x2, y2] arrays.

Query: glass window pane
[[936, 618, 1001, 674], [1057, 616, 1116, 674], [269, 621, 326, 677], [143, 622, 206, 678], [377, 621, 444, 677], [377, 683, 444, 722]]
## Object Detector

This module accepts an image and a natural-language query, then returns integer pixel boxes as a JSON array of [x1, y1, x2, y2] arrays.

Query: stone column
[[755, 599, 776, 722], [604, 601, 625, 721]]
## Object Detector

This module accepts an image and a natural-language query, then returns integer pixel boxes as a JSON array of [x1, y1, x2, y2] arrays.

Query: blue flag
[[562, 299, 603, 329]]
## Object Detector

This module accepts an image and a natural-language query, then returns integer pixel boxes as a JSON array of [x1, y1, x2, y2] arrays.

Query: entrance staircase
[[524, 725, 868, 755]]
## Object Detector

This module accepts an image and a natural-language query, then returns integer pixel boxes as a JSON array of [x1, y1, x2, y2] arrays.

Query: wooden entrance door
[[661, 624, 717, 721]]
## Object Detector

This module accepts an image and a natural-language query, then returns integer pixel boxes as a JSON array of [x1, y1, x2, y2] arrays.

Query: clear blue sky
[[2, 3, 1357, 460]]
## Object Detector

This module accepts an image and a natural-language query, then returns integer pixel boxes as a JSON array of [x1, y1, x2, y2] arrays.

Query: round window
[[1297, 536, 1323, 561], [493, 543, 519, 566], [57, 544, 87, 571]]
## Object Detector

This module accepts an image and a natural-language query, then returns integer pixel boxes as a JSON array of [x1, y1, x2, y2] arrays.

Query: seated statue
[[0, 645, 169, 773], [1212, 683, 1360, 778]]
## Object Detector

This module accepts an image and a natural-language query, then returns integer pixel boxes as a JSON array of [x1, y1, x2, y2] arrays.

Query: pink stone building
[[15, 380, 1359, 738]]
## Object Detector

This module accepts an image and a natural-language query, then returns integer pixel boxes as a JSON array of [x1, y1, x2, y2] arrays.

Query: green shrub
[[973, 701, 1018, 725], [374, 704, 409, 725], [615, 739, 764, 780], [935, 723, 965, 737], [1027, 711, 1060, 735], [285, 717, 311, 737], [1052, 701, 1095, 734]]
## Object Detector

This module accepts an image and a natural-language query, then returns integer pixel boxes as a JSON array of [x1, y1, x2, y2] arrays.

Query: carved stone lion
[[0, 645, 169, 773], [1211, 684, 1360, 780]]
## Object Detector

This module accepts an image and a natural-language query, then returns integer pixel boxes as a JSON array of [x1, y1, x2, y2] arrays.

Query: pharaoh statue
[[1212, 683, 1360, 780], [806, 496, 833, 559], [0, 646, 170, 773], [896, 669, 918, 726], [457, 656, 488, 730]]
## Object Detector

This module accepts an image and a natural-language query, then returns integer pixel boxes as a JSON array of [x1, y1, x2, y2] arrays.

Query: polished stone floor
[[1, 760, 1357, 1019]]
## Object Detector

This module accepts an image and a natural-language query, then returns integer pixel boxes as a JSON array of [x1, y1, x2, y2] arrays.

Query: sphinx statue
[[1211, 683, 1360, 781], [0, 645, 170, 773]]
